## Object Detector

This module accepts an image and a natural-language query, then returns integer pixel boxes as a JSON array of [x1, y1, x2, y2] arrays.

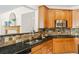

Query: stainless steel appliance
[[55, 20, 67, 28]]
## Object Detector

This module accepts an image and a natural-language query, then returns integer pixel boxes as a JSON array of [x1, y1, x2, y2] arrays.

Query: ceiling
[[0, 5, 79, 14], [47, 5, 77, 7], [47, 5, 79, 9], [27, 5, 79, 10], [0, 5, 22, 14]]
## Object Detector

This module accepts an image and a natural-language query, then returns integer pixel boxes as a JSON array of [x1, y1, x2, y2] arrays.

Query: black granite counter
[[0, 36, 49, 54], [0, 41, 31, 54], [48, 34, 79, 38]]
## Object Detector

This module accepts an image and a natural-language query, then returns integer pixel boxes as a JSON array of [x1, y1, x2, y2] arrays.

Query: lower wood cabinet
[[31, 43, 43, 54], [46, 39, 53, 54], [65, 38, 76, 53], [41, 46, 47, 54], [53, 38, 76, 54], [32, 38, 76, 54], [31, 39, 53, 54], [53, 38, 65, 54]]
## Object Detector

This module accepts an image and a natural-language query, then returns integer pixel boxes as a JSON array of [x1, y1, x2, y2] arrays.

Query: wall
[[0, 6, 35, 34], [21, 12, 35, 33], [34, 9, 38, 32]]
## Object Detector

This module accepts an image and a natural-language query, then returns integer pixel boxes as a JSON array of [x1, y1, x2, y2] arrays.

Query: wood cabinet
[[65, 10, 72, 28], [65, 38, 76, 53], [53, 38, 76, 54], [48, 10, 72, 28], [32, 37, 76, 54], [55, 10, 65, 20], [48, 9, 55, 28], [38, 5, 48, 28], [31, 39, 53, 54], [46, 39, 53, 54], [39, 6, 72, 28], [31, 43, 43, 54], [53, 38, 65, 53]]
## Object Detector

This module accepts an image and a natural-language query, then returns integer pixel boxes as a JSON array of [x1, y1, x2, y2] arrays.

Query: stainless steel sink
[[25, 39, 42, 45]]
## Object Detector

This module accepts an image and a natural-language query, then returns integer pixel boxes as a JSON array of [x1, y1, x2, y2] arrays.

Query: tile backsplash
[[71, 28, 79, 35]]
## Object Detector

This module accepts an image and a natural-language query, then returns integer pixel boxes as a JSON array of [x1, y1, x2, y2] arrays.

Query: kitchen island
[[31, 34, 78, 54]]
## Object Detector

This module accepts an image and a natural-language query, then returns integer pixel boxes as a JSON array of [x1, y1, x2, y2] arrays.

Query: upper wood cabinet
[[55, 10, 65, 20], [48, 10, 72, 28], [48, 9, 55, 28], [38, 6, 72, 28], [38, 6, 48, 28], [63, 10, 72, 28]]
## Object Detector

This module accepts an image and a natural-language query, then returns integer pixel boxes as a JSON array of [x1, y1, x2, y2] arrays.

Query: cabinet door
[[41, 46, 47, 54], [46, 46, 53, 54], [41, 39, 53, 54], [46, 39, 53, 54], [32, 39, 53, 54], [55, 10, 61, 19], [53, 38, 65, 54], [55, 10, 65, 20], [64, 10, 72, 28], [48, 10, 55, 28], [65, 38, 76, 53], [41, 41, 47, 54], [32, 42, 44, 54], [38, 6, 48, 28]]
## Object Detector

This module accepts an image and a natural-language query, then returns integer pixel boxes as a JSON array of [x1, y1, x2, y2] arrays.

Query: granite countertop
[[0, 41, 31, 54]]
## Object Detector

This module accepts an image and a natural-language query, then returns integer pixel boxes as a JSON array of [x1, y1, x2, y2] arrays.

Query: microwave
[[55, 20, 67, 28]]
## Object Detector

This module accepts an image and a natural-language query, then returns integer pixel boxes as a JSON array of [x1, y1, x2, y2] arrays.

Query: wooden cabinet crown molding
[[39, 5, 49, 9]]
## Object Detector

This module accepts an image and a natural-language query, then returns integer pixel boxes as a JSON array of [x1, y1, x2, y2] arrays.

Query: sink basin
[[25, 39, 42, 45]]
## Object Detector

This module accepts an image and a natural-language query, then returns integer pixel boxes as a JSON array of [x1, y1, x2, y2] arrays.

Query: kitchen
[[0, 5, 79, 54]]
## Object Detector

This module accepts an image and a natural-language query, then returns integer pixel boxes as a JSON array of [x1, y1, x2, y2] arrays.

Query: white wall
[[21, 12, 35, 33], [34, 9, 38, 32], [0, 6, 35, 34]]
